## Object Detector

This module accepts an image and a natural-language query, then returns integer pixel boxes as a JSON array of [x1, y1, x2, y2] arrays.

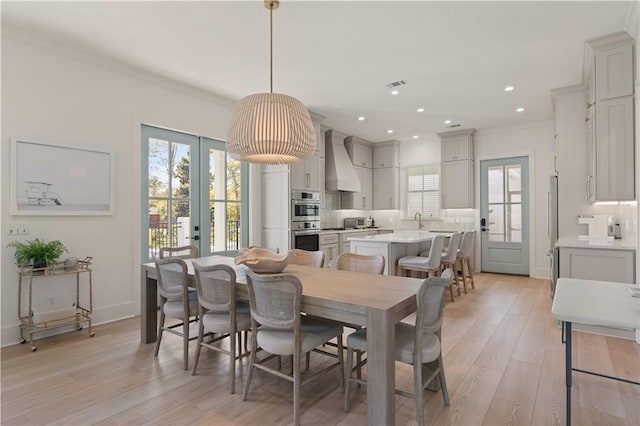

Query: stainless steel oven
[[291, 228, 320, 251], [291, 190, 320, 222]]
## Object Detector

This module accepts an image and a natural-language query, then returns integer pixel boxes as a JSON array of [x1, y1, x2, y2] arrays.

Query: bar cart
[[18, 257, 94, 351]]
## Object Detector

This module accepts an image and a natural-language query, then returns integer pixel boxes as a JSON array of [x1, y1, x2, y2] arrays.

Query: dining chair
[[438, 232, 463, 302], [456, 231, 476, 293], [336, 252, 385, 274], [344, 269, 454, 426], [154, 257, 200, 370], [158, 245, 199, 259], [191, 263, 252, 394], [288, 249, 324, 268], [396, 235, 445, 279], [242, 270, 344, 426]]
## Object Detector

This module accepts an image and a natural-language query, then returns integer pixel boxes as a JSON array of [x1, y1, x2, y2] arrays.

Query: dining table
[[141, 255, 423, 426]]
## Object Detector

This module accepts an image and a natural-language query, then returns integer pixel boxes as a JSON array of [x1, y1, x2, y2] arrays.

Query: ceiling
[[2, 1, 636, 143]]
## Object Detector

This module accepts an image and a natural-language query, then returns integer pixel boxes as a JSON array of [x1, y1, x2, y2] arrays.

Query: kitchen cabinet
[[290, 151, 320, 192], [340, 230, 378, 254], [344, 136, 373, 168], [585, 33, 635, 202], [373, 141, 399, 169], [373, 167, 400, 210], [439, 128, 475, 209], [319, 233, 339, 268], [341, 166, 372, 209]]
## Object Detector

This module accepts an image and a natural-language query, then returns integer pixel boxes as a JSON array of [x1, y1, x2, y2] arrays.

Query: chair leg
[[449, 285, 455, 302], [230, 328, 236, 394], [344, 346, 354, 412], [464, 258, 475, 289], [293, 351, 301, 426], [438, 355, 450, 406], [191, 320, 205, 376], [337, 334, 344, 392], [414, 362, 425, 426], [242, 327, 258, 401], [154, 309, 165, 357]]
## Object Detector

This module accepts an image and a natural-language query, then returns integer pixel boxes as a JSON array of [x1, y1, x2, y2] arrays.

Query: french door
[[141, 125, 248, 262], [480, 156, 529, 275]]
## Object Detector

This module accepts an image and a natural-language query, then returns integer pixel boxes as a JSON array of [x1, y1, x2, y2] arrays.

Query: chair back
[[336, 253, 385, 274], [154, 258, 189, 301], [287, 249, 325, 268], [159, 245, 199, 259], [458, 231, 475, 258], [419, 235, 445, 269], [417, 269, 454, 334], [245, 270, 301, 330], [441, 232, 463, 263], [193, 263, 236, 313]]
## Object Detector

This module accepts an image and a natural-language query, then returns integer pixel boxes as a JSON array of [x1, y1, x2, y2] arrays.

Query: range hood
[[325, 129, 361, 192]]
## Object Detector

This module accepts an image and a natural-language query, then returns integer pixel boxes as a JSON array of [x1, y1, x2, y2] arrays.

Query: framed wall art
[[11, 139, 114, 215]]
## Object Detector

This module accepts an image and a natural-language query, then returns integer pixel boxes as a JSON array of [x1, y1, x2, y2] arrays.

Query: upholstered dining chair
[[344, 270, 454, 426], [456, 231, 476, 293], [190, 263, 252, 394], [159, 245, 199, 259], [439, 232, 463, 302], [396, 235, 445, 279], [288, 249, 325, 268], [154, 257, 200, 370], [336, 252, 385, 274], [242, 270, 344, 426]]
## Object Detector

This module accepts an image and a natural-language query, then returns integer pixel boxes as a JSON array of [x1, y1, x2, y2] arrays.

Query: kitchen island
[[349, 231, 452, 275]]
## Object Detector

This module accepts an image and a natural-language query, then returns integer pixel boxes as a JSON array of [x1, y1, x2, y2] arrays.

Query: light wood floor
[[2, 273, 639, 425]]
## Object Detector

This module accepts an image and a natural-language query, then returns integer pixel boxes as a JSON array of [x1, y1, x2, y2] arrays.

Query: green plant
[[7, 238, 68, 268]]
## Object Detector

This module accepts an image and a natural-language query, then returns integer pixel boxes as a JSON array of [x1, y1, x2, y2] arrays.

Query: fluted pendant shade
[[227, 92, 316, 164]]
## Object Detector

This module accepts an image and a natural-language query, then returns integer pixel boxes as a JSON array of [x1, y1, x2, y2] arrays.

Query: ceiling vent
[[446, 123, 462, 128], [385, 80, 408, 88]]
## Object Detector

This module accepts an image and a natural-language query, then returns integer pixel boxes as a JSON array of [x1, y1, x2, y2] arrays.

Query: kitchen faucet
[[414, 212, 424, 229]]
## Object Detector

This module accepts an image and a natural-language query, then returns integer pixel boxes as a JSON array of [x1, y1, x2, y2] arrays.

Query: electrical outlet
[[16, 223, 30, 235], [7, 225, 18, 236]]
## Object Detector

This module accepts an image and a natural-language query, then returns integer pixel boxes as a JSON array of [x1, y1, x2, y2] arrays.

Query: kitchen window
[[405, 164, 440, 218]]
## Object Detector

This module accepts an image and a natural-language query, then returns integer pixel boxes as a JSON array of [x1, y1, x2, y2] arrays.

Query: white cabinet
[[439, 128, 475, 209], [373, 141, 399, 169], [373, 167, 400, 210], [341, 166, 372, 209], [339, 230, 378, 254], [559, 247, 635, 283], [319, 233, 339, 268], [290, 151, 320, 192], [345, 136, 373, 168], [585, 33, 635, 202]]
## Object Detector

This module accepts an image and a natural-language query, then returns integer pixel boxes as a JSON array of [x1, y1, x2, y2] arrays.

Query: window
[[405, 164, 440, 218]]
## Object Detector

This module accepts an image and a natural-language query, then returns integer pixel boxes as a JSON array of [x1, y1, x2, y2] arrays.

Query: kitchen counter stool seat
[[397, 235, 445, 279]]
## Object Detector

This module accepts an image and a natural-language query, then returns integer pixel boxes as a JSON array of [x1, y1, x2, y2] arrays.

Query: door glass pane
[[148, 138, 169, 197], [172, 200, 191, 247], [148, 199, 168, 258], [507, 165, 521, 203], [227, 202, 241, 251], [488, 204, 504, 241], [227, 154, 242, 201], [210, 201, 225, 252], [172, 143, 191, 198], [508, 204, 522, 242], [487, 166, 504, 203], [209, 148, 225, 199]]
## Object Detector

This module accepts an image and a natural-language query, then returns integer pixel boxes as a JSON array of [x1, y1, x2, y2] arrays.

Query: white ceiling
[[2, 1, 636, 142]]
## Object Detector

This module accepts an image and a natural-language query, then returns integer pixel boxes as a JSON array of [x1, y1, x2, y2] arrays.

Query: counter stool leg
[[565, 321, 572, 426]]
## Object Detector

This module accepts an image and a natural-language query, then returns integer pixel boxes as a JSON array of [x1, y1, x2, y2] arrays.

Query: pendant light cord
[[269, 5, 273, 93]]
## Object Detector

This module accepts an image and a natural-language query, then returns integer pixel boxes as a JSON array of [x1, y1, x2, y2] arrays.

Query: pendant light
[[227, 0, 316, 164]]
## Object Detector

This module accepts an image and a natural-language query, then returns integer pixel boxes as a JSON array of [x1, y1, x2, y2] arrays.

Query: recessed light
[[516, 107, 525, 112], [416, 108, 424, 113], [358, 116, 365, 121], [444, 120, 451, 124], [413, 135, 419, 139], [387, 130, 394, 134], [504, 86, 515, 92], [391, 90, 399, 95]]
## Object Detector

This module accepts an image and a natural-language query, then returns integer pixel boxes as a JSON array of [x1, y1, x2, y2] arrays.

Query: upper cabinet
[[439, 128, 476, 209], [373, 141, 399, 169], [291, 121, 324, 192], [585, 32, 635, 202], [345, 136, 373, 168]]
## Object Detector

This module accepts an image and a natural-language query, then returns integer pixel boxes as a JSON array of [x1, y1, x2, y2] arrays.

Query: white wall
[[0, 33, 263, 346]]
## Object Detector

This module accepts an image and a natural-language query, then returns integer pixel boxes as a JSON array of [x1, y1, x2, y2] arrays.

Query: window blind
[[406, 164, 440, 218]]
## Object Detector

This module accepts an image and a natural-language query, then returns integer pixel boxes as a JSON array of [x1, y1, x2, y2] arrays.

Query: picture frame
[[11, 139, 114, 216]]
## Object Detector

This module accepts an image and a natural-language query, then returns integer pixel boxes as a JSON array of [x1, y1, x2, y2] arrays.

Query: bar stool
[[456, 231, 476, 293], [439, 232, 463, 302], [397, 235, 445, 278]]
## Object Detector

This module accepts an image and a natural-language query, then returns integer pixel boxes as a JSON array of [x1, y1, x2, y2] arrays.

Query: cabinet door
[[441, 160, 472, 209], [442, 135, 470, 161], [595, 96, 634, 201], [373, 144, 398, 168], [306, 151, 321, 192], [559, 247, 635, 283], [595, 43, 634, 100], [361, 167, 373, 209], [320, 243, 339, 268], [373, 167, 399, 209], [290, 160, 307, 191], [353, 143, 373, 168], [585, 61, 596, 202]]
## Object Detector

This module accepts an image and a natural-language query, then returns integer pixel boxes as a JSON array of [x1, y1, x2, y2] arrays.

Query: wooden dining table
[[141, 255, 423, 426]]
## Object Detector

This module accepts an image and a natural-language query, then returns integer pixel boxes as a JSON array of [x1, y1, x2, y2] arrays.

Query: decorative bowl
[[234, 247, 290, 274]]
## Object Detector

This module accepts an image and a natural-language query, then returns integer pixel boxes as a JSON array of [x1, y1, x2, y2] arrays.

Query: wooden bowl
[[234, 247, 290, 274]]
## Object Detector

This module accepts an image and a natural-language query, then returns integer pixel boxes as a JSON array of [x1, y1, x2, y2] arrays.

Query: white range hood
[[325, 129, 361, 192]]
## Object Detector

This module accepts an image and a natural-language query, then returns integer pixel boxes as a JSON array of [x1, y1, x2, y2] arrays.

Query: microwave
[[344, 217, 366, 229]]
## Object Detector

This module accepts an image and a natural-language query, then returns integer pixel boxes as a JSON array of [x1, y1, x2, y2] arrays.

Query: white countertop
[[551, 278, 640, 330], [348, 231, 453, 243], [556, 236, 636, 250], [319, 228, 391, 235]]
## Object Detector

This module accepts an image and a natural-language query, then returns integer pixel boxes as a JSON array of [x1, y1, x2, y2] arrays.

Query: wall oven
[[291, 190, 320, 222], [291, 227, 320, 251]]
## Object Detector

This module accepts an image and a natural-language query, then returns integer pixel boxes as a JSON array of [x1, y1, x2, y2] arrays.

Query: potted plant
[[7, 238, 68, 271]]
